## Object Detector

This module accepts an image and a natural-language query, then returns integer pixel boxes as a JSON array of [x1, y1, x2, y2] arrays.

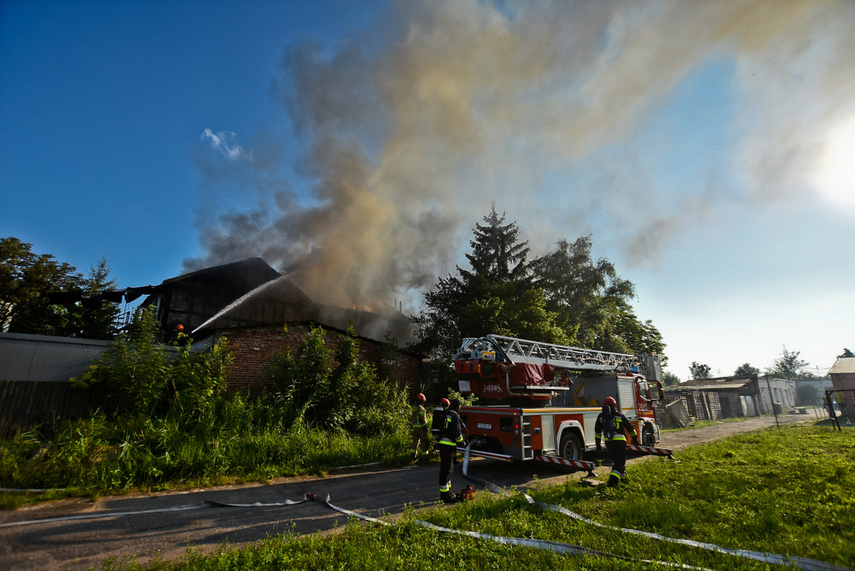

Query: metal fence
[[0, 332, 115, 436]]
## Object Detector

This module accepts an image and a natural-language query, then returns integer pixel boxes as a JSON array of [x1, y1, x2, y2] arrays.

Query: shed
[[829, 356, 855, 414], [665, 375, 762, 421]]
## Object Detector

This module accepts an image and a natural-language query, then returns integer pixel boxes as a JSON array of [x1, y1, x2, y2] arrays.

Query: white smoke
[[187, 0, 854, 306]]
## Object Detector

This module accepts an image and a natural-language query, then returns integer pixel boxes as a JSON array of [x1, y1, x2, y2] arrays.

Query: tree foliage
[[768, 347, 809, 379], [689, 361, 712, 379], [71, 307, 233, 421], [662, 370, 681, 386], [267, 325, 408, 436], [0, 237, 120, 339], [413, 208, 665, 361], [734, 363, 760, 377]]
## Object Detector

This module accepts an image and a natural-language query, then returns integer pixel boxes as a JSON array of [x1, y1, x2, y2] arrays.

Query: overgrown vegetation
[[99, 424, 854, 570], [266, 325, 408, 436], [0, 310, 410, 506]]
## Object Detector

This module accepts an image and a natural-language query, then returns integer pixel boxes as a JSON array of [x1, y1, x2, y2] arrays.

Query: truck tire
[[642, 424, 655, 446], [559, 431, 584, 460]]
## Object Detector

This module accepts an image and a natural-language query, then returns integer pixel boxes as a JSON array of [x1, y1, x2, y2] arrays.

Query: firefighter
[[437, 397, 464, 503], [410, 393, 430, 461], [595, 396, 637, 488]]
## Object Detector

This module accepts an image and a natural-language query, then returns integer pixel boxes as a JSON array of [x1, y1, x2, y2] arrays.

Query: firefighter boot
[[440, 491, 457, 503], [607, 472, 621, 488]]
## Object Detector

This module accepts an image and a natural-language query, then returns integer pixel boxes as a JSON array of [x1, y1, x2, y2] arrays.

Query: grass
[[0, 409, 410, 509], [96, 423, 854, 571]]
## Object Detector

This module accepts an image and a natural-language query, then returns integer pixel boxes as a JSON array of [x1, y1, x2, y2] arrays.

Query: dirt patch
[[0, 412, 820, 570]]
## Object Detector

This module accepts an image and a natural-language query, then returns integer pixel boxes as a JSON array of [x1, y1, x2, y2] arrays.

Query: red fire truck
[[447, 334, 671, 471]]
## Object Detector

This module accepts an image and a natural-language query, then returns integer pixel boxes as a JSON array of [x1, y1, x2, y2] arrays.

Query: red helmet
[[440, 397, 450, 407], [604, 396, 617, 407], [417, 393, 426, 403]]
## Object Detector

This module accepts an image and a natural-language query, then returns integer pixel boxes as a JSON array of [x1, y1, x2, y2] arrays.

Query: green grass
[[97, 423, 854, 570], [0, 409, 410, 509]]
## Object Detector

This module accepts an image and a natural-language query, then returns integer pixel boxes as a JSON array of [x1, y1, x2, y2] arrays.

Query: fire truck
[[446, 334, 671, 472]]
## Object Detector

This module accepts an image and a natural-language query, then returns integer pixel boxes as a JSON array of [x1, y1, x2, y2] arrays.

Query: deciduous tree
[[0, 237, 120, 338], [690, 361, 711, 379], [734, 363, 760, 377]]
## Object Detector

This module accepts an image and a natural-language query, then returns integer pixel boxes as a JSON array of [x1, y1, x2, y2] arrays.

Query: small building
[[756, 376, 797, 413], [665, 375, 763, 421], [828, 356, 855, 414]]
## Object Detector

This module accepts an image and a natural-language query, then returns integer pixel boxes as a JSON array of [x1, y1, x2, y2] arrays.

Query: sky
[[2, 0, 854, 380]]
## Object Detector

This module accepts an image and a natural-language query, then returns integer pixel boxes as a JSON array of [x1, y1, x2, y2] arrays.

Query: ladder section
[[521, 418, 534, 460], [458, 334, 640, 372]]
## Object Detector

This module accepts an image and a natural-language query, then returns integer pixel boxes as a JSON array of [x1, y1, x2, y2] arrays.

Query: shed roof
[[829, 357, 855, 375], [672, 376, 756, 391]]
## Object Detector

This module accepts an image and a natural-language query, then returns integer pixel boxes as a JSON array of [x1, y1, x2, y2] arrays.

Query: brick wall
[[219, 323, 424, 393]]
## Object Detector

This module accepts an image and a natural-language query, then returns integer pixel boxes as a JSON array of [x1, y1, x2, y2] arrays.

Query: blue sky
[[2, 0, 854, 380]]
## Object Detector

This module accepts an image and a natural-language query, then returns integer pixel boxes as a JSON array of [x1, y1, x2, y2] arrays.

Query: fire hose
[[2, 461, 851, 571]]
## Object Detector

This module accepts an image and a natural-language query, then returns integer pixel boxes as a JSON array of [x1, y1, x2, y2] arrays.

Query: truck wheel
[[642, 425, 655, 446], [559, 432, 584, 460]]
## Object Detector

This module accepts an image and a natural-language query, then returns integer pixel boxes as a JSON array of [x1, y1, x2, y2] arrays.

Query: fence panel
[[0, 381, 112, 437]]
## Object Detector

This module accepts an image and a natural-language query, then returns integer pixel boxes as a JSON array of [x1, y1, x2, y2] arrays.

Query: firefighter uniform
[[411, 399, 430, 460], [437, 399, 464, 502], [594, 403, 637, 488]]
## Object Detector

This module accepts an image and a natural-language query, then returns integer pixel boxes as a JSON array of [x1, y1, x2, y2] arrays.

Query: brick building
[[829, 356, 855, 415], [219, 323, 423, 392], [142, 258, 425, 393]]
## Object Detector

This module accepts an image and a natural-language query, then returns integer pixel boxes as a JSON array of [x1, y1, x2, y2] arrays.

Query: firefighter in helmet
[[437, 397, 464, 503], [594, 396, 637, 488], [411, 393, 430, 461]]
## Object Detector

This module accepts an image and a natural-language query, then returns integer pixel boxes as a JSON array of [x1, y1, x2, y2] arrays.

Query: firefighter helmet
[[417, 393, 426, 403], [440, 397, 450, 407], [604, 396, 617, 407]]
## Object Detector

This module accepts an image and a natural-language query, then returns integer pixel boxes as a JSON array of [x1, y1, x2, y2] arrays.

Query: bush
[[266, 325, 409, 437], [71, 307, 233, 424]]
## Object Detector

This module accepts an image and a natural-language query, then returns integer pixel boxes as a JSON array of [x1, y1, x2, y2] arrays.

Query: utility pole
[[765, 374, 780, 427]]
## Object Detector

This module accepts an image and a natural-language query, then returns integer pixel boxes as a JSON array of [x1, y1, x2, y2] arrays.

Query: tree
[[61, 258, 121, 339], [531, 236, 664, 355], [768, 347, 808, 379], [1, 237, 80, 334], [414, 209, 665, 361], [734, 363, 760, 377], [414, 207, 565, 356], [690, 361, 711, 379], [0, 238, 120, 339], [839, 348, 855, 358], [662, 370, 681, 386], [463, 205, 530, 283]]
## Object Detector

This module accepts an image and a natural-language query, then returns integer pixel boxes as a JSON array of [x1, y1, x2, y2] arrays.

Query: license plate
[[476, 422, 492, 430]]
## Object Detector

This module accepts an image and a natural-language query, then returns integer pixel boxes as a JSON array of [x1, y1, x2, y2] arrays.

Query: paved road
[[0, 412, 818, 570]]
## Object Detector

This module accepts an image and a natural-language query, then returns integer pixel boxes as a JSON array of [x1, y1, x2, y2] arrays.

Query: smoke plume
[[186, 0, 854, 309]]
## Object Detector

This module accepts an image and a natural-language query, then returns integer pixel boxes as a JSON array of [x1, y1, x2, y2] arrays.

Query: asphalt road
[[0, 412, 819, 570]]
